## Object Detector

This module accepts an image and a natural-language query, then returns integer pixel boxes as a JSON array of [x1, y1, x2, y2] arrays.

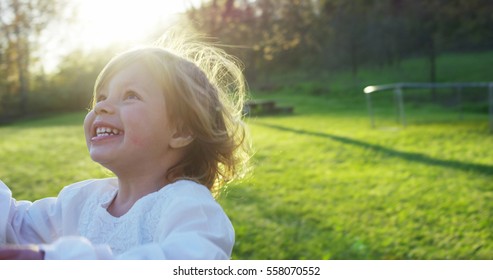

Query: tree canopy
[[1, 0, 493, 120]]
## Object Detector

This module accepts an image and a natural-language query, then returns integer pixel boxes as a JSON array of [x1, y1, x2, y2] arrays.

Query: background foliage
[[1, 0, 493, 119]]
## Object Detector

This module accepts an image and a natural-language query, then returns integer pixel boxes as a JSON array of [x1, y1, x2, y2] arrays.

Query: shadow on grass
[[255, 122, 493, 177], [225, 182, 380, 259]]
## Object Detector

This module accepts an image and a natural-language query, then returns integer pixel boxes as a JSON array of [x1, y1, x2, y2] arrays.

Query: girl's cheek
[[83, 111, 96, 140], [129, 134, 146, 147], [125, 122, 149, 148]]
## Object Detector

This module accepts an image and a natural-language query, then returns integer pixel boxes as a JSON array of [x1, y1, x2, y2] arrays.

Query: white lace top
[[0, 178, 234, 259]]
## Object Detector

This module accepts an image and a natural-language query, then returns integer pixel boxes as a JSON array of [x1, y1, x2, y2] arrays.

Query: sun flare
[[73, 0, 198, 50]]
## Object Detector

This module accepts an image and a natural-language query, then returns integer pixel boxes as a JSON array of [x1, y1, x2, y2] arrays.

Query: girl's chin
[[89, 152, 116, 166]]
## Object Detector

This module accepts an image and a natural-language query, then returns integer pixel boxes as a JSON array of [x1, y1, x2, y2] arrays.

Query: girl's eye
[[124, 90, 141, 101]]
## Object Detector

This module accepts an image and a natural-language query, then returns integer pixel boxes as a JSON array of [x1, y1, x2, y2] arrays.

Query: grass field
[[1, 51, 492, 259]]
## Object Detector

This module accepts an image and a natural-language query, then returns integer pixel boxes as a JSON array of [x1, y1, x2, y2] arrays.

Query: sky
[[41, 0, 203, 72]]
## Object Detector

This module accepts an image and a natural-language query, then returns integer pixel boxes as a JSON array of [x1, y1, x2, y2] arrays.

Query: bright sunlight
[[74, 0, 197, 49], [42, 0, 201, 71]]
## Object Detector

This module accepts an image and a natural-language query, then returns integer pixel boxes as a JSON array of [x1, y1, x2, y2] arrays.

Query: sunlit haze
[[74, 0, 195, 49], [42, 0, 201, 71]]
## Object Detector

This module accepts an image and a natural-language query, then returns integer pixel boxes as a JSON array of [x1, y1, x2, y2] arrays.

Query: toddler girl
[[0, 32, 249, 259]]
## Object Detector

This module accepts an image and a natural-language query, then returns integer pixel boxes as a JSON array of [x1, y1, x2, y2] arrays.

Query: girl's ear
[[169, 126, 194, 149]]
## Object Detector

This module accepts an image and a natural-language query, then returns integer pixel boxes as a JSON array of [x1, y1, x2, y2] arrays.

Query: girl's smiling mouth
[[91, 123, 124, 142]]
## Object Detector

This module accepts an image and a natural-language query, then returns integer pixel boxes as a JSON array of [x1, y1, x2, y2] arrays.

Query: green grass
[[0, 112, 109, 200], [224, 88, 492, 260], [1, 51, 493, 259]]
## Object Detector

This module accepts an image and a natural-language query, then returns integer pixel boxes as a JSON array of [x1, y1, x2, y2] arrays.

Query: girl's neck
[[103, 149, 184, 217], [107, 173, 169, 217]]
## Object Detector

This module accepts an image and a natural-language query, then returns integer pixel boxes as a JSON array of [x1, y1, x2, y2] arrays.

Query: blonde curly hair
[[92, 28, 250, 193]]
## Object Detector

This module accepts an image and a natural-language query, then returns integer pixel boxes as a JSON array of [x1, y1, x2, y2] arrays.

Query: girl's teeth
[[96, 127, 120, 136]]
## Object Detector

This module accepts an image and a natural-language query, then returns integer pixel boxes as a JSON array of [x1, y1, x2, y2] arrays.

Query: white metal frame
[[364, 82, 493, 131]]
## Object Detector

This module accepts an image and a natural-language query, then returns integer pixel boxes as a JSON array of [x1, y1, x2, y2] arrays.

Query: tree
[[187, 0, 322, 80], [397, 0, 493, 99], [0, 0, 62, 118]]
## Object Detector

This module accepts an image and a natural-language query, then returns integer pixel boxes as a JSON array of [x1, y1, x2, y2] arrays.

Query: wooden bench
[[243, 100, 293, 116]]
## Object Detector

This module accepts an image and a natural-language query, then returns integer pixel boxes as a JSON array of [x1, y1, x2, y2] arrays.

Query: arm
[[0, 180, 61, 245], [0, 179, 114, 260], [0, 180, 60, 260], [0, 179, 112, 260]]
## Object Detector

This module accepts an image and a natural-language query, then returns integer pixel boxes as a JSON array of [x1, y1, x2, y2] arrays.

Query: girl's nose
[[94, 99, 115, 115]]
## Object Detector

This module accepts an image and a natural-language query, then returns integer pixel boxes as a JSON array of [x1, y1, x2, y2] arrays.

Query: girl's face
[[83, 62, 179, 176]]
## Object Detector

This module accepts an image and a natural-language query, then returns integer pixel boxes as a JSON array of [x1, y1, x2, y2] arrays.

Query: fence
[[363, 82, 493, 131]]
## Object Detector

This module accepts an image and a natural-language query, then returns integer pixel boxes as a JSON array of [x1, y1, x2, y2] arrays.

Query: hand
[[0, 245, 44, 260]]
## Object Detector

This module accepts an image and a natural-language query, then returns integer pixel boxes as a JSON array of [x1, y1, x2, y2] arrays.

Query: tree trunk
[[12, 0, 29, 116], [17, 41, 29, 115]]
